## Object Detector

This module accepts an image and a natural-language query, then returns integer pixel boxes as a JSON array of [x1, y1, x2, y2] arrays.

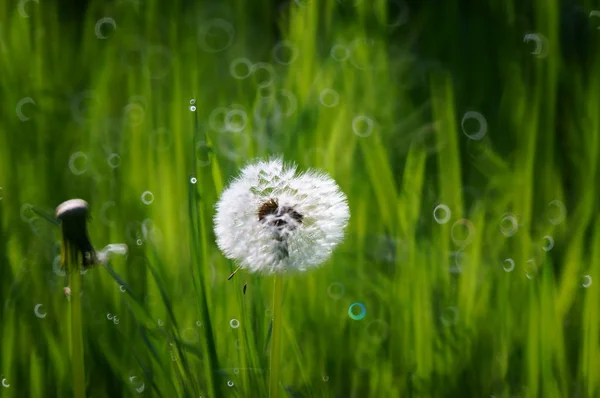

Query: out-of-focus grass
[[1, 0, 599, 397]]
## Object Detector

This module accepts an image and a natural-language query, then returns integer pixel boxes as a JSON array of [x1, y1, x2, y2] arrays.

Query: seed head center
[[258, 198, 303, 230]]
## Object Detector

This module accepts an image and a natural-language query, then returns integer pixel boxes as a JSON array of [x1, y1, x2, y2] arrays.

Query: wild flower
[[213, 157, 350, 398], [55, 199, 128, 271], [214, 156, 350, 274], [56, 198, 129, 398]]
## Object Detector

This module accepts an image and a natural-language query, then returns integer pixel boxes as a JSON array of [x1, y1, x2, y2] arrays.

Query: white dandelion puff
[[214, 157, 350, 274]]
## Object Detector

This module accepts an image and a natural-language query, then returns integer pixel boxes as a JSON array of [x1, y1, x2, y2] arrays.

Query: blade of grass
[[188, 103, 222, 398]]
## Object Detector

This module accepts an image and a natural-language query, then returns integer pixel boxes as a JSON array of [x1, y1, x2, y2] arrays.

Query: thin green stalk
[[269, 275, 284, 398], [66, 245, 85, 398]]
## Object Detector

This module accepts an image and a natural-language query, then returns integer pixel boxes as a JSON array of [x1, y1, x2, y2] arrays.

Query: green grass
[[1, 0, 600, 397], [64, 243, 86, 398]]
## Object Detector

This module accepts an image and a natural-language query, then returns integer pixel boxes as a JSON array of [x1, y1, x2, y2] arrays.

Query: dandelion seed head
[[56, 199, 98, 268], [56, 198, 89, 219], [214, 157, 350, 274], [56, 199, 128, 270]]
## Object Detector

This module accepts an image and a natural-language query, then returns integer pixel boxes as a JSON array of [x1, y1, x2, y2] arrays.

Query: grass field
[[1, 0, 600, 397]]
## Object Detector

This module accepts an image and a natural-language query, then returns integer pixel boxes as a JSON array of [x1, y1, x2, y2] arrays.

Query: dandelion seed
[[97, 243, 129, 264], [228, 266, 242, 280], [213, 156, 350, 274]]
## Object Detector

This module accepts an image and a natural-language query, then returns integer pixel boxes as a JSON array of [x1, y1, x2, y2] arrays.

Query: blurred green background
[[1, 0, 600, 396]]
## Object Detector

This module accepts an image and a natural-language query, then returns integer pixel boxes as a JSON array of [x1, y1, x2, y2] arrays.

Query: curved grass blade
[[31, 206, 61, 226]]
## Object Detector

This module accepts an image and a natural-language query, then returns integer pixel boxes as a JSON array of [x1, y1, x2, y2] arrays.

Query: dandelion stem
[[66, 244, 86, 398], [269, 274, 283, 398]]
